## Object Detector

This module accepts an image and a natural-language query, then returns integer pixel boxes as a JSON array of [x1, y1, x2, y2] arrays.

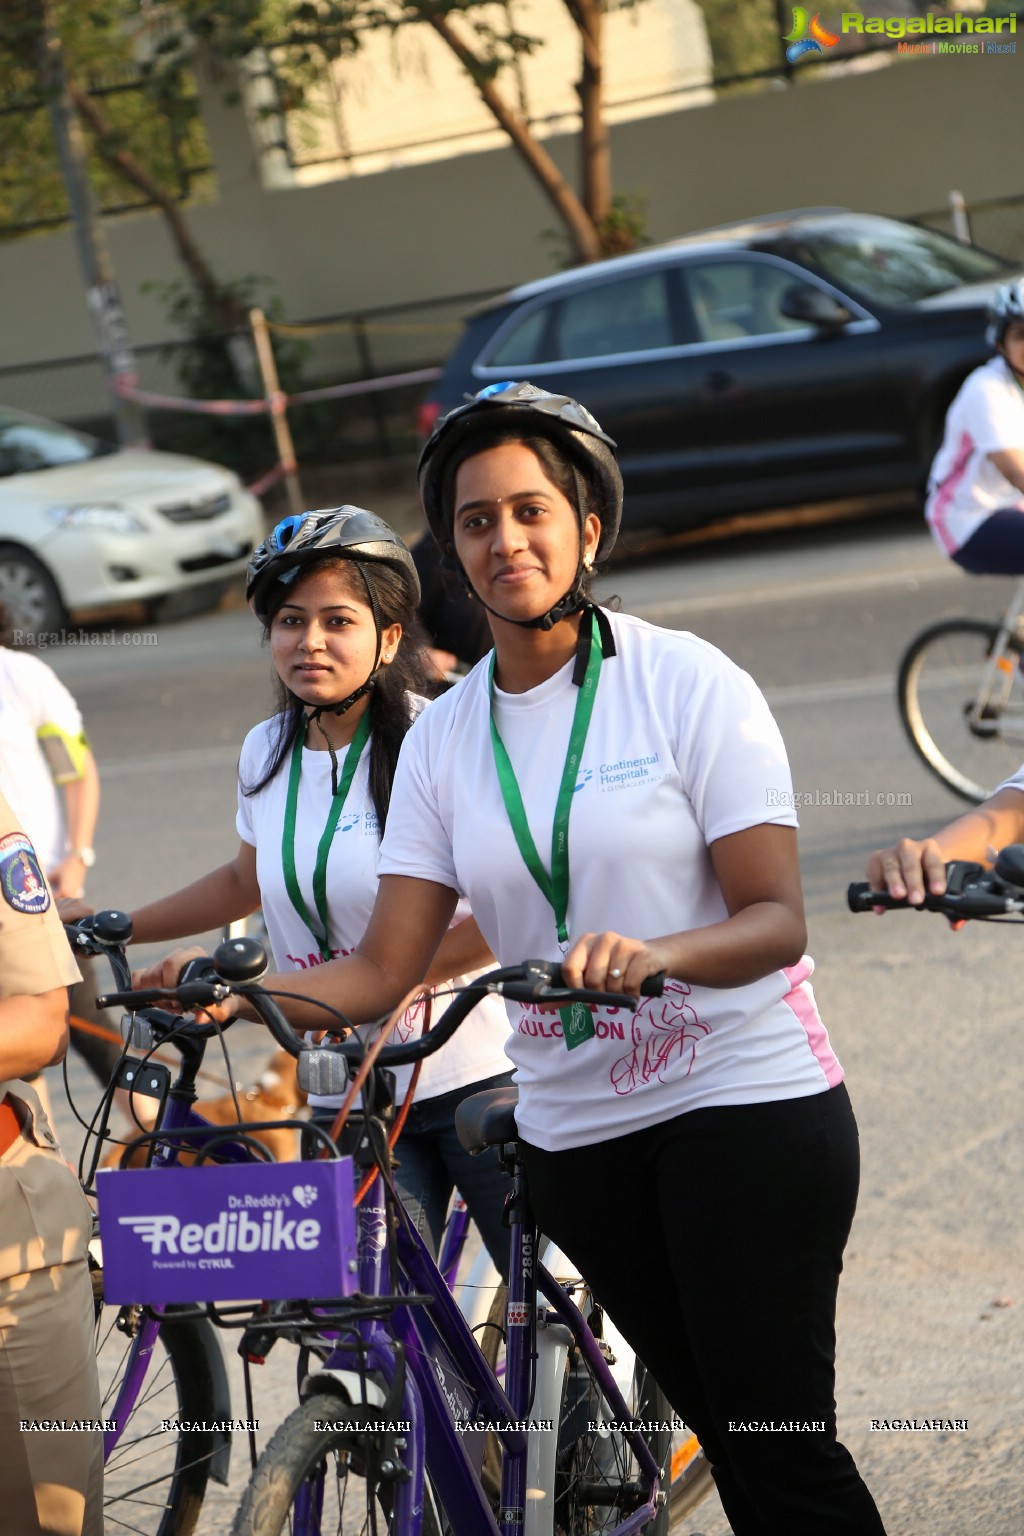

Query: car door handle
[[702, 370, 736, 395]]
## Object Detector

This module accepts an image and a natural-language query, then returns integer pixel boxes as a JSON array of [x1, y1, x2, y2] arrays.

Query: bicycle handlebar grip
[[847, 882, 909, 913], [97, 988, 168, 1008], [545, 962, 665, 997]]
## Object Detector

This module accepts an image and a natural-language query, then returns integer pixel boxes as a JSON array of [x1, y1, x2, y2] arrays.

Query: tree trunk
[[565, 0, 609, 234], [426, 10, 603, 264], [67, 78, 247, 333]]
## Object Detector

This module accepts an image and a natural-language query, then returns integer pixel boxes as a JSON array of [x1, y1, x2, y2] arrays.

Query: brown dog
[[105, 1050, 307, 1168]]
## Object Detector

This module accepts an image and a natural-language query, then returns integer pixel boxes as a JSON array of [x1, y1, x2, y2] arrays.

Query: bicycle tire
[[232, 1392, 446, 1536], [96, 1274, 224, 1536], [553, 1347, 712, 1536], [898, 618, 1024, 802], [630, 1362, 713, 1532]]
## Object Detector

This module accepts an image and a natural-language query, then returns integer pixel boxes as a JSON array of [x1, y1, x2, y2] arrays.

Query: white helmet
[[986, 279, 1024, 348]]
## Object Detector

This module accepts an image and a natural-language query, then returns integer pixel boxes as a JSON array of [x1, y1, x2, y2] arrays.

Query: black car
[[419, 210, 1018, 534]]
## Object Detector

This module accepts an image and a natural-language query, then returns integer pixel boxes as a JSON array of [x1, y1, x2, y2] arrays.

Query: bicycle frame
[[964, 578, 1024, 742], [302, 1149, 662, 1536]]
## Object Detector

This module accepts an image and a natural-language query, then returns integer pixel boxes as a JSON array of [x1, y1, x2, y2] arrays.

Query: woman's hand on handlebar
[[864, 838, 950, 908], [130, 946, 241, 1022], [562, 930, 669, 998]]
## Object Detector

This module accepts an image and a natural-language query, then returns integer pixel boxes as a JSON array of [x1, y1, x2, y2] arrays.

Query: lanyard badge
[[489, 611, 603, 1050], [282, 708, 372, 962]]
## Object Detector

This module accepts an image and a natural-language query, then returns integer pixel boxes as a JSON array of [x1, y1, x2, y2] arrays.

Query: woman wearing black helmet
[[139, 398, 886, 1534], [927, 277, 1024, 572], [92, 506, 514, 1272]]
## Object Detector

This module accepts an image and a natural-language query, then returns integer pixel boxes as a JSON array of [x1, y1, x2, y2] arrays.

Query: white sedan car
[[0, 405, 264, 637]]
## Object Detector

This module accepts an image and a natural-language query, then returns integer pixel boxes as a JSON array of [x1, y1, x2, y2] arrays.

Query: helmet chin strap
[[469, 557, 616, 685]]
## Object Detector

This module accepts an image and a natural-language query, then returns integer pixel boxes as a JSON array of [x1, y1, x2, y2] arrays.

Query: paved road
[[44, 511, 1024, 1535]]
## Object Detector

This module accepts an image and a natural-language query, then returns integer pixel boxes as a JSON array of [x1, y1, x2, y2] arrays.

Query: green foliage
[[142, 271, 314, 472], [0, 0, 214, 236], [544, 191, 651, 267], [692, 0, 781, 85]]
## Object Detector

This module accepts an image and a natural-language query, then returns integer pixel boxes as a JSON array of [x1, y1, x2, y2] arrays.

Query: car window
[[484, 270, 673, 366], [768, 217, 1008, 304], [682, 259, 815, 343], [557, 272, 673, 359], [0, 409, 108, 478]]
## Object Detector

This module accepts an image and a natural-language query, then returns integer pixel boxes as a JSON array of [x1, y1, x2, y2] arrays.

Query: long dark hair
[[241, 552, 440, 831]]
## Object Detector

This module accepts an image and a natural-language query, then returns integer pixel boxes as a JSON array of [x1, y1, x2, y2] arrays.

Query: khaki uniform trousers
[[0, 1086, 102, 1536]]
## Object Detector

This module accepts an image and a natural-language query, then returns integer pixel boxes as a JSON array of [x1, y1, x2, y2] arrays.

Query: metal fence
[[3, 190, 1023, 479], [912, 193, 1024, 266]]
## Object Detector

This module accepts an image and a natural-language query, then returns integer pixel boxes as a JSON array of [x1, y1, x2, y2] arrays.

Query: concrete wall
[[1, 50, 1019, 423]]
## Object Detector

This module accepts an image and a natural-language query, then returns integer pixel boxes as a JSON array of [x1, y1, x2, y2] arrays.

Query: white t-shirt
[[235, 710, 510, 1108], [926, 356, 1024, 556], [994, 764, 1024, 796], [0, 647, 84, 870], [378, 610, 843, 1153]]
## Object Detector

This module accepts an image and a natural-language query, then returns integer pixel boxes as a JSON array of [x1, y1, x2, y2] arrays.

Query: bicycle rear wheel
[[629, 1363, 713, 1532], [898, 618, 1024, 802], [96, 1272, 225, 1536], [232, 1393, 446, 1536], [554, 1346, 712, 1536]]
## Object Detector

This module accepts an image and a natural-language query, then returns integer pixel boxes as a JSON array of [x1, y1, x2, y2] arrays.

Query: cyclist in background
[[926, 278, 1024, 572], [76, 510, 512, 1273], [140, 385, 887, 1535]]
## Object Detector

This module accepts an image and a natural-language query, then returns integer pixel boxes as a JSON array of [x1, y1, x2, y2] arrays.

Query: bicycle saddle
[[455, 1086, 519, 1154]]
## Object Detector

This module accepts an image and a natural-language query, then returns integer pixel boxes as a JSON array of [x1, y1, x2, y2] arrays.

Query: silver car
[[0, 406, 264, 637]]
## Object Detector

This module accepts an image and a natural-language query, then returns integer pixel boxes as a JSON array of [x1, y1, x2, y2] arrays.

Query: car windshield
[[766, 218, 1008, 305], [0, 407, 115, 479]]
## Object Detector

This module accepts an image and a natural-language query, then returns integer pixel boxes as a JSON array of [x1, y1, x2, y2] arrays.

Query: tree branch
[[425, 8, 602, 263]]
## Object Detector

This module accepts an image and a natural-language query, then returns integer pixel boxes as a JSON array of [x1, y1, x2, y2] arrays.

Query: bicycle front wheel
[[96, 1280, 224, 1536], [232, 1393, 446, 1536], [898, 618, 1024, 802]]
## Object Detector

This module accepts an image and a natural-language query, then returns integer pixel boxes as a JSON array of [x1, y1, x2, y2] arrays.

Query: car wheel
[[0, 544, 67, 640]]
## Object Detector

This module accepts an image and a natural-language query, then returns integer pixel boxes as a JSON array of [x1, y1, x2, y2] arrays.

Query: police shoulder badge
[[0, 832, 52, 914]]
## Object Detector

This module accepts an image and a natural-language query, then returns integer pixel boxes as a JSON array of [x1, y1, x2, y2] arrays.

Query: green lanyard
[[488, 611, 603, 1049], [281, 707, 372, 962]]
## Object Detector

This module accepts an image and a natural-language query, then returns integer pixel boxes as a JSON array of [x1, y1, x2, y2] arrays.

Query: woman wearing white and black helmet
[[138, 392, 886, 1534], [83, 506, 513, 1272], [927, 277, 1024, 572]]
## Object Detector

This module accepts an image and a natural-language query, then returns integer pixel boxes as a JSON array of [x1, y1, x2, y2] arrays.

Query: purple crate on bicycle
[[96, 1158, 359, 1303]]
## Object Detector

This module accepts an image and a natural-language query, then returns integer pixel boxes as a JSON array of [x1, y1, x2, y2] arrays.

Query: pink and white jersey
[[926, 356, 1024, 556], [379, 610, 843, 1154]]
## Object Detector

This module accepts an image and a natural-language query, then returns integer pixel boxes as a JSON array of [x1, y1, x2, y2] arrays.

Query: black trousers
[[520, 1084, 887, 1536], [951, 507, 1024, 574]]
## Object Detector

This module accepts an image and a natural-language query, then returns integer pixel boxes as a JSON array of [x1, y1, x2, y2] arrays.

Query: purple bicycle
[[97, 938, 713, 1536]]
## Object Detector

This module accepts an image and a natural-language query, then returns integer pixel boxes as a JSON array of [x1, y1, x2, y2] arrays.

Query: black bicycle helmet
[[246, 506, 420, 624], [247, 507, 422, 768], [986, 278, 1024, 349], [417, 381, 623, 563]]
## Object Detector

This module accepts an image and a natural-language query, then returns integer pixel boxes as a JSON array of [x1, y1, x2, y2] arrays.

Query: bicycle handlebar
[[96, 944, 666, 1066], [848, 846, 1024, 921]]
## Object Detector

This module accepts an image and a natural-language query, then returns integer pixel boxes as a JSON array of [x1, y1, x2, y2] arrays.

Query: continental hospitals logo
[[784, 9, 1017, 63]]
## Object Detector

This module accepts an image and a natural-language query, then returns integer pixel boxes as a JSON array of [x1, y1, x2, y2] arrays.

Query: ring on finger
[[608, 967, 623, 979]]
